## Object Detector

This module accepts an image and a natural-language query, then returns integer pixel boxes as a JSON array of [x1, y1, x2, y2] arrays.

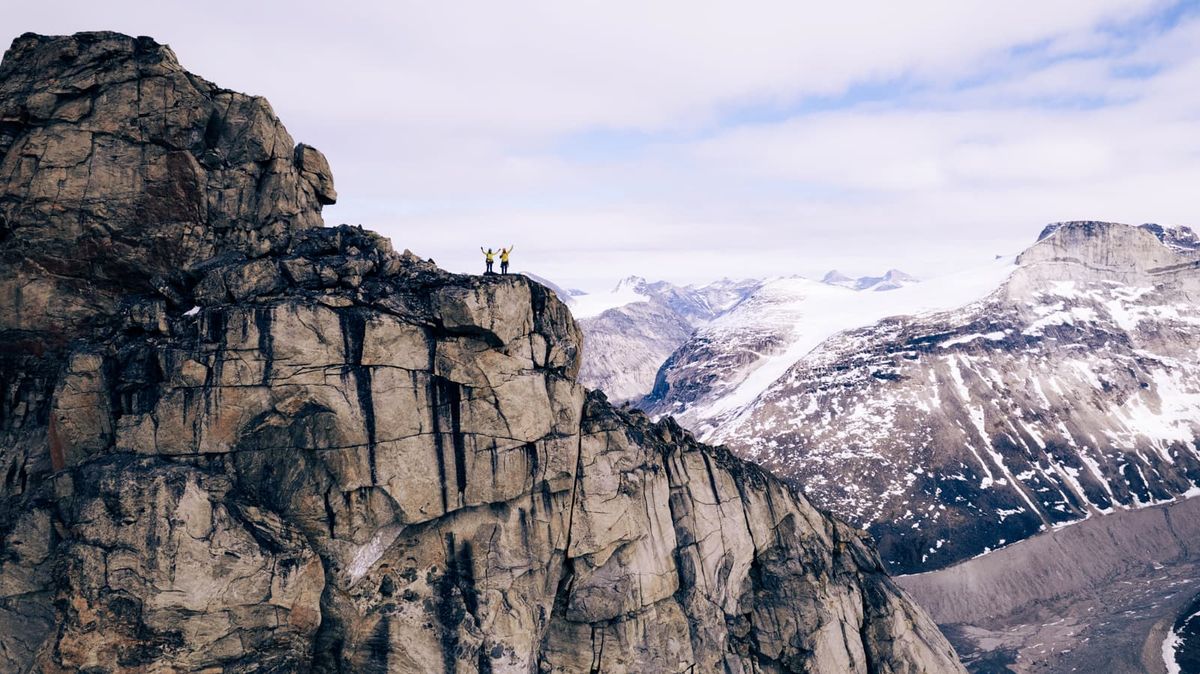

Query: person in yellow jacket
[[499, 246, 513, 274], [481, 247, 496, 274]]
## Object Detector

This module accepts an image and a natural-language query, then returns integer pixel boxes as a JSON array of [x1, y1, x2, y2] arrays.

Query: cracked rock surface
[[0, 31, 334, 338], [0, 32, 965, 673]]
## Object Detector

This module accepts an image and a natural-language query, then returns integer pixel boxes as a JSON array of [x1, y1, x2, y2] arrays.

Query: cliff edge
[[0, 33, 964, 673]]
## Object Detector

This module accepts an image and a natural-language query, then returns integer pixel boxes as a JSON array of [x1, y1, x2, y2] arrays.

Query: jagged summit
[[0, 32, 964, 673], [821, 268, 919, 291], [1036, 220, 1200, 251], [822, 269, 854, 284], [1140, 222, 1200, 251], [612, 274, 648, 291], [1036, 220, 1114, 240], [883, 268, 917, 281], [0, 31, 336, 339], [871, 269, 919, 291]]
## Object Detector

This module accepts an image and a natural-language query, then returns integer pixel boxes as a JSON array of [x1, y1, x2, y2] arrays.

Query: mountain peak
[[613, 274, 648, 291], [1036, 220, 1121, 241], [1139, 222, 1200, 251], [1025, 221, 1200, 270], [822, 270, 854, 284], [0, 31, 334, 338], [1035, 220, 1200, 251], [821, 269, 919, 291], [883, 269, 917, 281]]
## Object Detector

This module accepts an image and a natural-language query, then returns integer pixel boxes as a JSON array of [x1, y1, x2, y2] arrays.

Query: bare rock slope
[[0, 33, 964, 673]]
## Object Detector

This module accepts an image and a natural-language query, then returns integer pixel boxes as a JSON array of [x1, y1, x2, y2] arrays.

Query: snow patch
[[347, 524, 403, 582], [939, 331, 1007, 348], [700, 256, 1018, 427], [1163, 613, 1190, 674], [569, 281, 649, 318]]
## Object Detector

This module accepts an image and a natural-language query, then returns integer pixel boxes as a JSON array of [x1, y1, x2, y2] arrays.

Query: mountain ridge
[[686, 220, 1200, 572]]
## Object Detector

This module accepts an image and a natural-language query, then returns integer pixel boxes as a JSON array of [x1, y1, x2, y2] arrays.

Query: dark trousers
[[501, 261, 509, 274], [486, 260, 493, 273]]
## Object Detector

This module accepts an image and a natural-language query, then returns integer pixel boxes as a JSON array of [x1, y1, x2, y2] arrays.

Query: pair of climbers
[[481, 246, 513, 275]]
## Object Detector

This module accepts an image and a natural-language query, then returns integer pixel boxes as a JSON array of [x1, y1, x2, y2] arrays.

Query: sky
[[7, 1, 1200, 292]]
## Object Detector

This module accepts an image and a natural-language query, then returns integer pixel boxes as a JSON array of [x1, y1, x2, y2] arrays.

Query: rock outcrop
[[0, 32, 964, 673], [0, 31, 334, 338]]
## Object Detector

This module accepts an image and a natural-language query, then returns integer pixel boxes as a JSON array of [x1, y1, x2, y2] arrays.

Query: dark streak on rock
[[254, 306, 273, 384], [339, 308, 376, 484], [368, 613, 390, 673], [431, 377, 451, 513], [434, 533, 482, 674], [524, 442, 539, 486], [431, 375, 468, 504]]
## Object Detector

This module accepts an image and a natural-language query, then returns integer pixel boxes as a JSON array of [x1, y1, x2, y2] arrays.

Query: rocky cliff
[[0, 32, 964, 673]]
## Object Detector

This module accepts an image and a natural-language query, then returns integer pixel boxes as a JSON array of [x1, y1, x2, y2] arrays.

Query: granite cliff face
[[0, 31, 334, 339], [0, 33, 963, 673]]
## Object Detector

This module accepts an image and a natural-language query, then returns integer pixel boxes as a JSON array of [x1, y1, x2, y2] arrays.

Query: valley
[[900, 495, 1200, 673]]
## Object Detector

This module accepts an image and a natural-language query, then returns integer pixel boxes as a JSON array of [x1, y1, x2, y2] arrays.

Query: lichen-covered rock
[[0, 31, 964, 673]]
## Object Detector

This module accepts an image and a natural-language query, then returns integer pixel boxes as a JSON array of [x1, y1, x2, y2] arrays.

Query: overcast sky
[[8, 1, 1200, 291]]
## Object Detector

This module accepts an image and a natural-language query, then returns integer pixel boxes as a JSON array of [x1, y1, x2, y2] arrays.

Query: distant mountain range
[[822, 268, 920, 292], [568, 276, 763, 401], [641, 221, 1200, 573], [551, 270, 919, 401]]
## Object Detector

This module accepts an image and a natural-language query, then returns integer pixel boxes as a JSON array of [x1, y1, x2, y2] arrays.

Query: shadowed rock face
[[0, 32, 965, 673], [0, 31, 335, 340]]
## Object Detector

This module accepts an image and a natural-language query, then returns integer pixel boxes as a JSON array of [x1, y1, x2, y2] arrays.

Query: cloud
[[5, 0, 1198, 289]]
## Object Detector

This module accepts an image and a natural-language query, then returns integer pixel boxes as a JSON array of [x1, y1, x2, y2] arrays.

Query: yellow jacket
[[482, 249, 495, 262], [500, 249, 511, 262]]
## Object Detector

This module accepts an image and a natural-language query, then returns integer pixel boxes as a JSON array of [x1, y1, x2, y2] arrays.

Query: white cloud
[[5, 0, 1198, 290]]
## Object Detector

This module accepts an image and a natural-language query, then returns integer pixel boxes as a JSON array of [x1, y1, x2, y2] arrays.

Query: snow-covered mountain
[[574, 270, 926, 403], [823, 269, 920, 292], [573, 277, 762, 401], [644, 264, 1007, 436], [573, 271, 920, 402], [648, 221, 1200, 574]]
